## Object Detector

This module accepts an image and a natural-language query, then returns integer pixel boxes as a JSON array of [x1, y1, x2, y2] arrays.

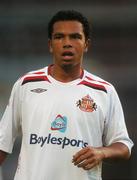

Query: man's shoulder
[[15, 66, 49, 87], [22, 66, 48, 77], [83, 70, 115, 93], [84, 70, 111, 84]]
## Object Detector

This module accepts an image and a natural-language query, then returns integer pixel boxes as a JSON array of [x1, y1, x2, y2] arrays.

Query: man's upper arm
[[103, 86, 133, 152]]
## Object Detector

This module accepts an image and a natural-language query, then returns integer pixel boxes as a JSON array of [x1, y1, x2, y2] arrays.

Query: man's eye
[[53, 35, 63, 39], [71, 34, 82, 39]]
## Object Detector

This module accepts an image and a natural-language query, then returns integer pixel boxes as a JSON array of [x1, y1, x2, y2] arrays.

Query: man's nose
[[63, 44, 72, 48], [63, 37, 72, 48]]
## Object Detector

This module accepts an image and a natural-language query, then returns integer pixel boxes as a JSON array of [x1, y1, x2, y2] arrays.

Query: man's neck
[[50, 64, 83, 83]]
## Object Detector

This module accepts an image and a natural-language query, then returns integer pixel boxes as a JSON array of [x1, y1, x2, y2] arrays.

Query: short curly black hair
[[48, 10, 91, 40]]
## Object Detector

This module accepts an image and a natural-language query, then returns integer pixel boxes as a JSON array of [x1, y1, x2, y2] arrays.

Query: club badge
[[76, 94, 97, 112]]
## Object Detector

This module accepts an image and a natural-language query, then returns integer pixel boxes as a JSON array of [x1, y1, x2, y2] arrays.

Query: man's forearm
[[72, 142, 130, 170], [100, 142, 130, 162], [0, 150, 8, 165]]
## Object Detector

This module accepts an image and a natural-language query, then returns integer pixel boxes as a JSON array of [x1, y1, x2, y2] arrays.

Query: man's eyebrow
[[52, 32, 83, 39], [53, 32, 82, 35], [53, 32, 63, 36], [70, 33, 82, 36], [70, 33, 83, 38], [52, 33, 64, 38]]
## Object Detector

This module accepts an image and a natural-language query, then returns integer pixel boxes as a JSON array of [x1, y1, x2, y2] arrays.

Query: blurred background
[[0, 0, 137, 179]]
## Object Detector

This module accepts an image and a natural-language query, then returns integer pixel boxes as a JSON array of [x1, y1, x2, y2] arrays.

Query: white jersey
[[0, 65, 133, 180]]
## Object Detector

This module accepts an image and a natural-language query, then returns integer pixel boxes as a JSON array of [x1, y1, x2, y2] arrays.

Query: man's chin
[[61, 61, 74, 70]]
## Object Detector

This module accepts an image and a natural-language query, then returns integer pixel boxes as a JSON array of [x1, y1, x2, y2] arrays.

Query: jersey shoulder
[[18, 66, 50, 86], [81, 70, 115, 93]]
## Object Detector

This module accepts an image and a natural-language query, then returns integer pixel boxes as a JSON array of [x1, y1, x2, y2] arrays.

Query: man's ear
[[84, 39, 91, 52], [48, 39, 53, 53]]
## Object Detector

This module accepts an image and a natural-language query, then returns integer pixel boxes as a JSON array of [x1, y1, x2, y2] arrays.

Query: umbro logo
[[30, 88, 47, 93]]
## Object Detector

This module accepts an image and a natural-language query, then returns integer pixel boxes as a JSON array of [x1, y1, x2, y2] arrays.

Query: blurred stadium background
[[0, 0, 137, 179]]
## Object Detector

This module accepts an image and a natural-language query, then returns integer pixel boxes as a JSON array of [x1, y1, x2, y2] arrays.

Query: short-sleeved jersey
[[0, 65, 133, 180]]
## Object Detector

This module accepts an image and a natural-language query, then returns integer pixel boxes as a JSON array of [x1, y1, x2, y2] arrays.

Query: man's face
[[48, 21, 89, 68]]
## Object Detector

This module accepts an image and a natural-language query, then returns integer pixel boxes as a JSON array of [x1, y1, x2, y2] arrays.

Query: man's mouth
[[62, 52, 74, 60]]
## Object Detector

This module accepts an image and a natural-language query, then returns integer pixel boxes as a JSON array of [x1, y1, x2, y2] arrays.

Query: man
[[0, 10, 133, 180]]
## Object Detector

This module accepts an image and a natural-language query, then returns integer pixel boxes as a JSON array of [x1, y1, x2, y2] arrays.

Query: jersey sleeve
[[0, 80, 22, 153], [103, 86, 134, 153]]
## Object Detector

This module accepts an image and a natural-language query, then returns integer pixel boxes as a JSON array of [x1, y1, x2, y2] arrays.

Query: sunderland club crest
[[76, 94, 97, 112]]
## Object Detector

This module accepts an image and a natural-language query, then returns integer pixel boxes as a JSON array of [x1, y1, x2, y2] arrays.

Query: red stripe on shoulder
[[85, 76, 110, 86], [78, 80, 107, 93], [22, 75, 51, 85], [33, 72, 45, 75]]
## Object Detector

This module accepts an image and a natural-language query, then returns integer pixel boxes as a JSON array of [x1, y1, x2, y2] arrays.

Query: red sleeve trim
[[22, 75, 51, 85], [85, 76, 110, 86], [78, 80, 107, 93]]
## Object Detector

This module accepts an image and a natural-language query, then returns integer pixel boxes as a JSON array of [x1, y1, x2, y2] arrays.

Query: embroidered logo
[[76, 94, 97, 112], [30, 88, 47, 93], [51, 115, 67, 133]]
